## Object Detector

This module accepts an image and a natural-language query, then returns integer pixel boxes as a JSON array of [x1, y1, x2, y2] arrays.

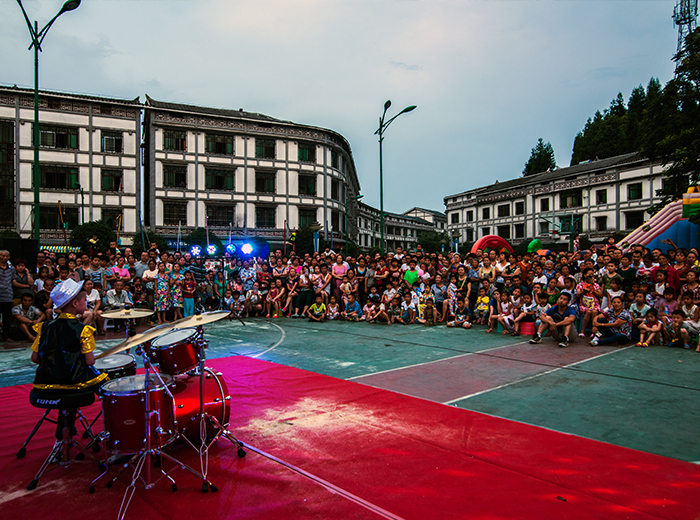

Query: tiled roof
[[0, 84, 140, 105], [145, 95, 286, 123]]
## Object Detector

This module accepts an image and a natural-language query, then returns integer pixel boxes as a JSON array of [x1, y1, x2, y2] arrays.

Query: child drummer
[[30, 279, 107, 438]]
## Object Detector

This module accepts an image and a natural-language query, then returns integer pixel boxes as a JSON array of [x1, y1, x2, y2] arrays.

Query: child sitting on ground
[[446, 298, 471, 329], [326, 295, 340, 320], [340, 293, 362, 321], [512, 292, 536, 336], [416, 298, 439, 326], [229, 290, 244, 319], [658, 287, 678, 326], [496, 290, 515, 335], [629, 292, 650, 343], [679, 291, 700, 338], [400, 292, 416, 324], [534, 292, 551, 331], [666, 309, 691, 349], [306, 294, 326, 323], [637, 308, 663, 347], [387, 296, 403, 324], [339, 275, 352, 307], [367, 301, 391, 324], [485, 289, 501, 333], [474, 287, 490, 325]]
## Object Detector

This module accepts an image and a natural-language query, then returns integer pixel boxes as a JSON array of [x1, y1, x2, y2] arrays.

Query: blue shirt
[[345, 300, 363, 317], [545, 305, 577, 322]]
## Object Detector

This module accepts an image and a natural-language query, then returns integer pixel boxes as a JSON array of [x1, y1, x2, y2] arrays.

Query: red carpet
[[1, 355, 699, 519]]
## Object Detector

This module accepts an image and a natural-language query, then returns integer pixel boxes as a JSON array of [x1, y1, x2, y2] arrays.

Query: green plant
[[69, 220, 116, 253]]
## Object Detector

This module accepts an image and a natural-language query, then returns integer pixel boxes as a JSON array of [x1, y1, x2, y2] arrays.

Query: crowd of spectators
[[0, 238, 698, 351]]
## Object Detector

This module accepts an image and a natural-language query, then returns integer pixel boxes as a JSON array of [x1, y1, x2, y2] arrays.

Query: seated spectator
[[306, 294, 326, 323], [665, 309, 691, 349], [637, 309, 663, 347], [529, 292, 577, 348], [341, 293, 362, 321], [83, 279, 105, 334], [590, 296, 632, 346], [12, 293, 45, 341], [34, 277, 55, 321], [446, 298, 471, 329], [244, 282, 264, 318]]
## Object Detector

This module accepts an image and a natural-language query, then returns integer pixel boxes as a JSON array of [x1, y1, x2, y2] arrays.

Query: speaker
[[0, 238, 38, 273]]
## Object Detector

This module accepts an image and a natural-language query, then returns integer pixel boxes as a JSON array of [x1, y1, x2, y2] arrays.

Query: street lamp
[[344, 194, 363, 257], [374, 100, 416, 256], [74, 182, 84, 224], [17, 0, 81, 241]]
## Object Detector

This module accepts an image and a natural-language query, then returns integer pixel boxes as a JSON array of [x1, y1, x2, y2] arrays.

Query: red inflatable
[[470, 235, 513, 255]]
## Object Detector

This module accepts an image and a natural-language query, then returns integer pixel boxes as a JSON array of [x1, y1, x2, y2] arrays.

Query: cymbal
[[95, 311, 230, 359], [102, 308, 155, 319]]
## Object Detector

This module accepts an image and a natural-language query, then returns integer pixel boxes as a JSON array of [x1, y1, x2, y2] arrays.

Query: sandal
[[485, 328, 493, 333], [578, 333, 586, 338]]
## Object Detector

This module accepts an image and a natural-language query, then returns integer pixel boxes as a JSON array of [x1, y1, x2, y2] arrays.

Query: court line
[[443, 345, 636, 404], [347, 340, 533, 380], [250, 322, 286, 358]]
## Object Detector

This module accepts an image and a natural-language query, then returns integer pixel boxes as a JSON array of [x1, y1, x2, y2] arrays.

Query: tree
[[643, 28, 700, 221], [132, 227, 168, 256], [523, 138, 556, 176], [416, 230, 451, 254], [294, 227, 325, 257], [69, 220, 116, 253]]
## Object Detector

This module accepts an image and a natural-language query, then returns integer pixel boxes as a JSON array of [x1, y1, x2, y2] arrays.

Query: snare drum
[[151, 328, 201, 375], [94, 354, 137, 382], [100, 374, 175, 454], [171, 369, 230, 442]]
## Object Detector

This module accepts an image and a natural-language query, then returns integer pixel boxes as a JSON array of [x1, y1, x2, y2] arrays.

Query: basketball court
[[0, 319, 699, 519]]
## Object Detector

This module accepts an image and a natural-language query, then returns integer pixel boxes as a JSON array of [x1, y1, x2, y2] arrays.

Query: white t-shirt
[[86, 288, 100, 310], [34, 278, 45, 292]]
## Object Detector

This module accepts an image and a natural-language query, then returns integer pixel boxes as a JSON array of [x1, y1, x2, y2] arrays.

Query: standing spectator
[[134, 252, 151, 280], [169, 263, 184, 321], [190, 257, 208, 285], [12, 258, 34, 306], [0, 250, 16, 341], [154, 262, 170, 324], [142, 259, 158, 310]]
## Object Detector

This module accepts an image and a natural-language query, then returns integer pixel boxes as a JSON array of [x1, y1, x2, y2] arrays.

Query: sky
[[1, 0, 681, 215]]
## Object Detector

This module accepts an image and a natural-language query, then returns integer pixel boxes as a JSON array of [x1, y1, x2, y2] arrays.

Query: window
[[205, 167, 234, 191], [101, 131, 123, 153], [560, 190, 582, 209], [596, 189, 607, 204], [497, 204, 510, 218], [331, 210, 340, 233], [515, 201, 525, 215], [481, 227, 490, 237], [207, 205, 234, 227], [466, 228, 474, 242], [387, 226, 394, 235], [205, 133, 234, 155], [451, 213, 460, 224], [256, 206, 276, 228], [163, 201, 187, 226], [515, 223, 525, 238], [101, 169, 123, 192], [595, 216, 607, 231], [163, 130, 186, 151], [482, 207, 490, 219], [540, 198, 549, 212], [497, 225, 511, 239], [163, 164, 187, 188], [466, 210, 473, 222], [331, 150, 339, 168], [628, 183, 643, 200], [331, 179, 340, 201], [625, 211, 645, 230], [102, 208, 122, 231], [36, 164, 78, 190], [255, 170, 276, 193], [298, 142, 316, 163], [37, 125, 78, 150], [39, 206, 79, 230], [255, 138, 275, 159], [298, 174, 316, 196], [539, 221, 550, 235], [299, 208, 317, 228]]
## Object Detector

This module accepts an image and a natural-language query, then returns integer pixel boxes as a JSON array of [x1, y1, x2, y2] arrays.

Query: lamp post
[[374, 100, 416, 257], [344, 194, 363, 257], [74, 182, 84, 224], [17, 0, 81, 241]]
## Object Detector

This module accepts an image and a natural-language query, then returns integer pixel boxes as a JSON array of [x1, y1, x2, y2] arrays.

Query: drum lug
[[224, 396, 231, 401], [177, 404, 184, 409]]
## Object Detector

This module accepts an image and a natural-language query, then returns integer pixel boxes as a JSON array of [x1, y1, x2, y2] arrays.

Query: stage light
[[241, 243, 254, 255], [190, 245, 201, 256], [226, 244, 236, 254], [207, 244, 217, 256]]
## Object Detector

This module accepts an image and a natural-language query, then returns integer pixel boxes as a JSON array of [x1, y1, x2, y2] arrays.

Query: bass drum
[[171, 369, 230, 442]]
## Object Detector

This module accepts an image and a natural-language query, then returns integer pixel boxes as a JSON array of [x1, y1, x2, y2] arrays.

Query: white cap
[[51, 279, 84, 310]]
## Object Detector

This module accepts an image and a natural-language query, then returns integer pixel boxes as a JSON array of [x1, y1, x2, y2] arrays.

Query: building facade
[[445, 153, 667, 246], [143, 96, 361, 248], [356, 202, 434, 252], [0, 86, 141, 242], [403, 207, 447, 232]]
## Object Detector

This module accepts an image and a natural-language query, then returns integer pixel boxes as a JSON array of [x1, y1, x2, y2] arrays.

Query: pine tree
[[523, 138, 557, 176]]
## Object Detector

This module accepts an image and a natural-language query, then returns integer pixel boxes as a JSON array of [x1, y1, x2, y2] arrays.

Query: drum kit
[[89, 309, 245, 519]]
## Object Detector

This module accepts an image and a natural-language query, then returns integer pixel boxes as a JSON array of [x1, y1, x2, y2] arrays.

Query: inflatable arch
[[470, 235, 513, 255]]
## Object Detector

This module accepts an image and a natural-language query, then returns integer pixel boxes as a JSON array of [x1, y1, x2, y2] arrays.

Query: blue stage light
[[190, 245, 201, 256], [207, 244, 217, 256], [226, 244, 236, 254], [241, 243, 254, 255]]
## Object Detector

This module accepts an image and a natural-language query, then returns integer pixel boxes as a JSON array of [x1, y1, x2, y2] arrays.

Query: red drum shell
[[152, 328, 201, 375], [101, 374, 175, 454], [171, 369, 230, 442]]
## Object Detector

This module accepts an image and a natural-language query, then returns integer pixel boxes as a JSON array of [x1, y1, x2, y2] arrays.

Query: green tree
[[643, 28, 700, 220], [523, 138, 557, 176], [185, 227, 224, 254], [69, 220, 116, 253], [132, 227, 168, 256], [416, 230, 451, 253], [294, 227, 325, 256]]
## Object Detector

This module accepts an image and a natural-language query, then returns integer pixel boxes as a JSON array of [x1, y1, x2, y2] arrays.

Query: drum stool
[[25, 388, 101, 491]]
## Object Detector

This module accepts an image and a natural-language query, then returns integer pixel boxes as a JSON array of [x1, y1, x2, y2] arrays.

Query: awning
[[40, 245, 82, 253]]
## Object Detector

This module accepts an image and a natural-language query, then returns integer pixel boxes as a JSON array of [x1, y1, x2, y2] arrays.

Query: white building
[[356, 202, 435, 252], [444, 153, 667, 246], [0, 86, 141, 242], [403, 207, 447, 232], [143, 96, 361, 248]]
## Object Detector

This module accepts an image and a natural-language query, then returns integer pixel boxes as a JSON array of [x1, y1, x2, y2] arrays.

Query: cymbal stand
[[179, 326, 245, 487], [92, 345, 214, 520]]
